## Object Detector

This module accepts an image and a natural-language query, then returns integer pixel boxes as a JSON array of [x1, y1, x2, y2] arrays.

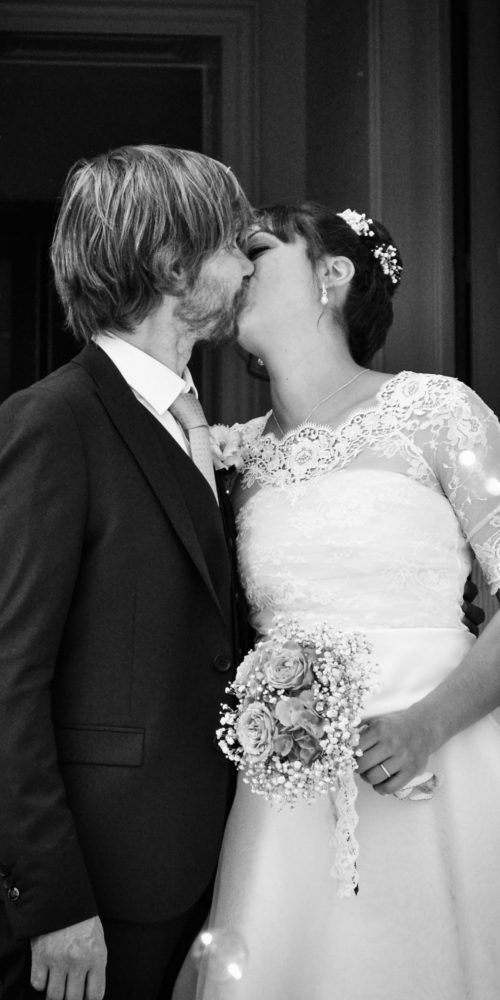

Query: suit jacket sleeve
[[0, 386, 98, 939]]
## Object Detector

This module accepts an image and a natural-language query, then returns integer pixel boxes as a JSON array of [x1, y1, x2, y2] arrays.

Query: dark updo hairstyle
[[252, 202, 403, 366]]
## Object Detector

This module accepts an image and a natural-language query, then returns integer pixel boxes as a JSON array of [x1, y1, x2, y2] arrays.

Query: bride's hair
[[252, 202, 402, 365]]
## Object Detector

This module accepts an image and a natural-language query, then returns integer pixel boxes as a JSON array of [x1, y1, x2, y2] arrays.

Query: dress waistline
[[359, 627, 475, 717]]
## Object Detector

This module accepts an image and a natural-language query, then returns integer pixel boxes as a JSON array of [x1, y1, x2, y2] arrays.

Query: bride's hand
[[356, 706, 433, 795]]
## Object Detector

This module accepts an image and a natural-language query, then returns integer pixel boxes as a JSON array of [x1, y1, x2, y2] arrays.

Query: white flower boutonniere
[[210, 423, 248, 472], [209, 423, 249, 495]]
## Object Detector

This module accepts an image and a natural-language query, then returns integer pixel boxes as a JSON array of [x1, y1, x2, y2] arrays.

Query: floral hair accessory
[[372, 243, 403, 285], [337, 208, 403, 286], [337, 209, 375, 240]]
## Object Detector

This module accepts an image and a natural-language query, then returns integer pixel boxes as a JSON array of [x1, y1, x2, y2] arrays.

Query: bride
[[183, 203, 500, 999]]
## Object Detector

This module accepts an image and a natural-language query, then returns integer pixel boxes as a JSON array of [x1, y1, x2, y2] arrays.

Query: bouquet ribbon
[[393, 770, 438, 800]]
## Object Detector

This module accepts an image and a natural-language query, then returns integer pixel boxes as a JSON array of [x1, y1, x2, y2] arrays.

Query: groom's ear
[[160, 252, 192, 296], [168, 262, 188, 293], [320, 255, 355, 291]]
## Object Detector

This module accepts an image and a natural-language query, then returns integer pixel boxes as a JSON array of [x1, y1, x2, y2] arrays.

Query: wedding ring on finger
[[379, 763, 391, 779]]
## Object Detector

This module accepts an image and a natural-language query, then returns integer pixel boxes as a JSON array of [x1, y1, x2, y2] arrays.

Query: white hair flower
[[337, 209, 403, 285]]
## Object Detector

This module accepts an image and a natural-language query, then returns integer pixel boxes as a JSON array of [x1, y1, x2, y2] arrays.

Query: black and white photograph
[[0, 2, 499, 998]]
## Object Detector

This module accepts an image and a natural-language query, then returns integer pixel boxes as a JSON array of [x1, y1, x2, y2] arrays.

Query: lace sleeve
[[430, 380, 500, 593]]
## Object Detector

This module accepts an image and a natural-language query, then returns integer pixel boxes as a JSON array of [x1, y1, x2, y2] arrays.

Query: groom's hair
[[51, 144, 251, 343]]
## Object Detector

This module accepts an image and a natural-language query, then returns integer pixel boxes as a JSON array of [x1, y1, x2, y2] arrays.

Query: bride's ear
[[319, 255, 355, 294]]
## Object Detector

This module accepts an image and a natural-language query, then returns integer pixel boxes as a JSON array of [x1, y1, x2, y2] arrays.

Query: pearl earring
[[257, 357, 265, 366], [320, 282, 329, 306]]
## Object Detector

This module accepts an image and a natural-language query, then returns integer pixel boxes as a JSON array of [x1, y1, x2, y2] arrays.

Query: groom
[[0, 145, 253, 999]]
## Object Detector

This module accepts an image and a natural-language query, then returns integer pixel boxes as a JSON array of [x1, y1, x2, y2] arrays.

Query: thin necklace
[[271, 369, 368, 436]]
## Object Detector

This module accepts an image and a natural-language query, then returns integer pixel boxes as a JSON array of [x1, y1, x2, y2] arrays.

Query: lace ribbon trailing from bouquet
[[327, 768, 439, 897], [328, 771, 360, 897]]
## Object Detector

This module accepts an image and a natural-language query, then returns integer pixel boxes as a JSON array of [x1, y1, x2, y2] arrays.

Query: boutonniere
[[210, 423, 248, 495]]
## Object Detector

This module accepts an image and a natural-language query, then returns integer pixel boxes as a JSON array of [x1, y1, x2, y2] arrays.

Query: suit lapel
[[72, 344, 229, 626]]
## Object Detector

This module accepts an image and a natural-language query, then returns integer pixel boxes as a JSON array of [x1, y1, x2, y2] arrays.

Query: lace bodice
[[234, 372, 500, 635]]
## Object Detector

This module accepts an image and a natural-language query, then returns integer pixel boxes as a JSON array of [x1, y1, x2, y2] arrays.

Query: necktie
[[169, 392, 218, 502]]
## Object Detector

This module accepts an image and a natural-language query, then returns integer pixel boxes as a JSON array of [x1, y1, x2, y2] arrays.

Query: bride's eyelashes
[[247, 243, 271, 261]]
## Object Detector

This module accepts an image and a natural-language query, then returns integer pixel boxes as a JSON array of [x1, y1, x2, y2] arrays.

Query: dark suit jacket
[[0, 344, 241, 940]]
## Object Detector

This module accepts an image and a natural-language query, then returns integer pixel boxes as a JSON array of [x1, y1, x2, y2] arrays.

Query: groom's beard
[[174, 277, 249, 347]]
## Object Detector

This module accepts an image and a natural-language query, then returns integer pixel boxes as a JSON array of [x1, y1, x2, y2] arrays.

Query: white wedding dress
[[191, 372, 500, 1000]]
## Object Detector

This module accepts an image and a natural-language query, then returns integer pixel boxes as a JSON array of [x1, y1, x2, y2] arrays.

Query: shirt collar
[[94, 332, 197, 414]]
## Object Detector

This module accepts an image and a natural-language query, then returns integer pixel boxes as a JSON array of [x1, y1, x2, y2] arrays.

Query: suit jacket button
[[7, 887, 19, 902], [213, 654, 232, 673]]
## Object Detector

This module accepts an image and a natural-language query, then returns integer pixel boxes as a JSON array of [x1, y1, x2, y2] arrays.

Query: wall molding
[[0, 1, 260, 201], [367, 0, 454, 376]]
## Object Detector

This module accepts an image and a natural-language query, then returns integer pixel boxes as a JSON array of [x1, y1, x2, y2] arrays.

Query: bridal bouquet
[[217, 618, 377, 808]]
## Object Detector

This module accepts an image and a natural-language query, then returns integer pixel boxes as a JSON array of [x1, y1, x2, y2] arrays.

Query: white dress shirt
[[94, 331, 196, 454]]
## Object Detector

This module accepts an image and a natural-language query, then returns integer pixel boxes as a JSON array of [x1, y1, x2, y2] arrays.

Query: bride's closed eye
[[247, 243, 271, 261]]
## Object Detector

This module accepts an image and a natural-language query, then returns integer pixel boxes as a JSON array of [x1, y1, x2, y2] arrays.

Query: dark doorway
[[0, 31, 221, 400]]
